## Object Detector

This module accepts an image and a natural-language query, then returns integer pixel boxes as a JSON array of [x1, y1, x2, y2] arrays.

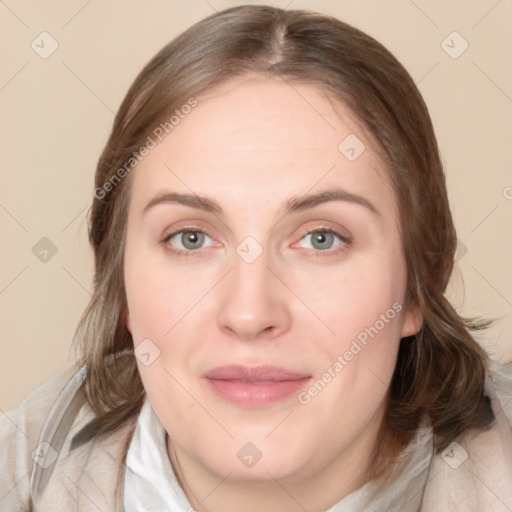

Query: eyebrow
[[143, 188, 380, 217]]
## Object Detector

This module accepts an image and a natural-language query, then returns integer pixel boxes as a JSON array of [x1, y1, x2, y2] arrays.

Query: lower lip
[[204, 378, 311, 407]]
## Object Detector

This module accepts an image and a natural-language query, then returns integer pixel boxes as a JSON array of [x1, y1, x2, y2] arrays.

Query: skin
[[124, 77, 422, 512]]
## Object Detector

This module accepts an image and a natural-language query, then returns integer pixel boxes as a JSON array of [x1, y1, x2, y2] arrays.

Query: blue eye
[[301, 231, 338, 250], [298, 229, 348, 253], [165, 230, 214, 253]]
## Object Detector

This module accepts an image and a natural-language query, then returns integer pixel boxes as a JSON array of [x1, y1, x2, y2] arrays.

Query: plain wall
[[1, 0, 511, 411]]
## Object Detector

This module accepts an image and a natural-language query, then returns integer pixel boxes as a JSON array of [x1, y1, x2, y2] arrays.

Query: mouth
[[202, 365, 312, 408]]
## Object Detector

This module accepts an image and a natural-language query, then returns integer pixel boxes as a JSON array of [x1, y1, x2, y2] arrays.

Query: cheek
[[296, 253, 406, 414], [302, 256, 406, 404], [125, 250, 209, 341], [301, 257, 406, 349]]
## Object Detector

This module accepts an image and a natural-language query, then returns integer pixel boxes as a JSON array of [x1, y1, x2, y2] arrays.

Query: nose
[[216, 249, 292, 342]]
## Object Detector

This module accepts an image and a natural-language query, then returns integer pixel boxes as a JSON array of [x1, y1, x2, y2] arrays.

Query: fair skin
[[124, 77, 421, 512]]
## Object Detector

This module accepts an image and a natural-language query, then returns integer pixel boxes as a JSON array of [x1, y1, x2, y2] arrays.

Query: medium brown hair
[[73, 5, 493, 483]]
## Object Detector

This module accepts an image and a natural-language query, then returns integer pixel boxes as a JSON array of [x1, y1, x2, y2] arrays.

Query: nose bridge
[[216, 240, 290, 340], [231, 246, 271, 299]]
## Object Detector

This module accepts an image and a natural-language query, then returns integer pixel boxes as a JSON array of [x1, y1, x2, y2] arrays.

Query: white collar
[[124, 396, 193, 512]]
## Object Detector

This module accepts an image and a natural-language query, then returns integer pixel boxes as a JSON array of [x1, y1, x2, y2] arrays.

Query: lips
[[204, 365, 310, 381], [203, 365, 311, 407]]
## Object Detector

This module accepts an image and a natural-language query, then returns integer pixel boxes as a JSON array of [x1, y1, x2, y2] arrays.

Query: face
[[124, 78, 420, 492]]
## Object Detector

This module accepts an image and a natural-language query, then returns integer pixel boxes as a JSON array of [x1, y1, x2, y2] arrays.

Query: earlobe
[[401, 306, 423, 338], [125, 309, 132, 334]]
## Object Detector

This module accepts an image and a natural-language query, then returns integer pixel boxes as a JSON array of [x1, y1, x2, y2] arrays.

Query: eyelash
[[161, 227, 351, 258]]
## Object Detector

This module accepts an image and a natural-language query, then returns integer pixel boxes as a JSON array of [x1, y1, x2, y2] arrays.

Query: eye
[[164, 229, 215, 253], [297, 229, 347, 252]]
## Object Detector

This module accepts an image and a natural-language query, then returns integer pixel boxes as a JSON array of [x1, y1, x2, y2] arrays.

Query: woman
[[1, 5, 511, 511]]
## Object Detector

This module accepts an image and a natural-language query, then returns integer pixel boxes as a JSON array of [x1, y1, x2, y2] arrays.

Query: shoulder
[[1, 363, 138, 511], [422, 359, 512, 511], [0, 364, 83, 509], [486, 358, 512, 423]]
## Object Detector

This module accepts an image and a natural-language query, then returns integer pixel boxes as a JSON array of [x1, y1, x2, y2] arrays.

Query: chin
[[200, 435, 313, 483]]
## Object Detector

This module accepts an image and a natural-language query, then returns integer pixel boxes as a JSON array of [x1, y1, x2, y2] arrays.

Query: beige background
[[1, 0, 511, 411]]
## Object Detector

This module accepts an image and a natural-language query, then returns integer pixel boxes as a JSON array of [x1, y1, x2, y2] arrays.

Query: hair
[[73, 4, 494, 484]]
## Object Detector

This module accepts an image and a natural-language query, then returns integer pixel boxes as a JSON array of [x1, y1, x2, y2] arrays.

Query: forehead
[[131, 78, 395, 218]]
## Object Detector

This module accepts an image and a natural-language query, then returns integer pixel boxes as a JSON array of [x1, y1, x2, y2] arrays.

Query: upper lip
[[203, 365, 310, 382]]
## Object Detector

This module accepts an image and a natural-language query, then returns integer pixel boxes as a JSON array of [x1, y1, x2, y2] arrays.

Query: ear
[[125, 309, 132, 334], [401, 305, 423, 338]]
